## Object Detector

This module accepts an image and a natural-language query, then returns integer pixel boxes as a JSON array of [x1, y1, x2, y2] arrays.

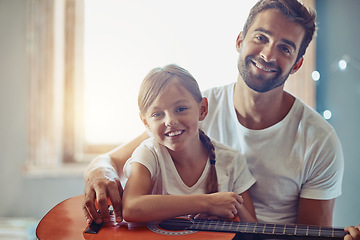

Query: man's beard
[[238, 55, 292, 93]]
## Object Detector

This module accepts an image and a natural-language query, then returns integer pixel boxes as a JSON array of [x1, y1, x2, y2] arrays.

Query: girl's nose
[[165, 115, 178, 127]]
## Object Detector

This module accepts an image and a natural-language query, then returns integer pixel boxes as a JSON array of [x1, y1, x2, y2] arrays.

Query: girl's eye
[[151, 112, 163, 118], [177, 106, 188, 112]]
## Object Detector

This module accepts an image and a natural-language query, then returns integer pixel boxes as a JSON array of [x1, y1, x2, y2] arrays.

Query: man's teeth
[[255, 63, 274, 72], [167, 130, 182, 137]]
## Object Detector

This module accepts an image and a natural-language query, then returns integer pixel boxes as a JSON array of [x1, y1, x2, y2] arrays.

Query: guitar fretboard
[[188, 220, 346, 239]]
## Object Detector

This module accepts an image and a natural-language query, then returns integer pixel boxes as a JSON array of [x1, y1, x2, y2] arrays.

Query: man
[[83, 0, 348, 234]]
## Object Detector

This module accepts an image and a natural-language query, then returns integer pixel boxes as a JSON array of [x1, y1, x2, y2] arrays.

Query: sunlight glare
[[84, 0, 257, 144]]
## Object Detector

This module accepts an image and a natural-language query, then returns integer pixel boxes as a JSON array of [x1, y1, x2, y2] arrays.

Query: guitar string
[[106, 203, 343, 237], [157, 219, 345, 237]]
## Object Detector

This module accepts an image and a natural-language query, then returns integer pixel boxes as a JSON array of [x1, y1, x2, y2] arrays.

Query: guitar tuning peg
[[108, 205, 114, 215]]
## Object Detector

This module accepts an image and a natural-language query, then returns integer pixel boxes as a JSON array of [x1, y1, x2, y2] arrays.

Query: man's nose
[[260, 44, 276, 62]]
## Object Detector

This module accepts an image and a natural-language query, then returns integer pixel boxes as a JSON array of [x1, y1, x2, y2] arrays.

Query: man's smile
[[252, 60, 277, 73]]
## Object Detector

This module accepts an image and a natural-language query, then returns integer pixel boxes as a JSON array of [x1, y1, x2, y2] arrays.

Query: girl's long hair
[[199, 129, 218, 194], [138, 64, 218, 194]]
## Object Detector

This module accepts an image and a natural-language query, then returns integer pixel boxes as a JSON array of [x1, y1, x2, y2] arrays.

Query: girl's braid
[[199, 129, 218, 194]]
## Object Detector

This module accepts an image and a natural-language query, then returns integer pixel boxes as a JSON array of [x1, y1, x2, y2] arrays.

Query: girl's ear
[[199, 97, 208, 121], [140, 113, 150, 130]]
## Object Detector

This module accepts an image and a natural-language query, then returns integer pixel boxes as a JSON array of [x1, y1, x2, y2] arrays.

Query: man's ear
[[199, 97, 208, 121], [236, 32, 244, 52], [140, 113, 150, 130], [290, 57, 304, 74]]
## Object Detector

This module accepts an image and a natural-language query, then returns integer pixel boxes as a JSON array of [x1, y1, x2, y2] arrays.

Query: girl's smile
[[165, 130, 184, 137]]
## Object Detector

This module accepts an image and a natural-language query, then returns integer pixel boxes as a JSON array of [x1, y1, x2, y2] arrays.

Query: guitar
[[36, 195, 347, 240]]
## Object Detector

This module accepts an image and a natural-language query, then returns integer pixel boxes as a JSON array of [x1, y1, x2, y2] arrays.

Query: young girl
[[122, 64, 256, 223]]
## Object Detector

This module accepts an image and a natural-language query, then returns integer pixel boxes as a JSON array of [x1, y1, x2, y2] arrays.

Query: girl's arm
[[192, 190, 257, 223], [122, 162, 246, 223]]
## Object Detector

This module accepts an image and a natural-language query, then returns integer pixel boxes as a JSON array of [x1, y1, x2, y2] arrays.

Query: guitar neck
[[188, 220, 346, 240]]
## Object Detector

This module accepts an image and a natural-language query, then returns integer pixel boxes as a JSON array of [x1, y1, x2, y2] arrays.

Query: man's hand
[[345, 225, 360, 240], [83, 163, 123, 224]]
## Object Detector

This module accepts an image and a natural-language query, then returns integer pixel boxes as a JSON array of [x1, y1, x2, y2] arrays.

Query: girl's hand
[[205, 192, 244, 219], [344, 224, 360, 240]]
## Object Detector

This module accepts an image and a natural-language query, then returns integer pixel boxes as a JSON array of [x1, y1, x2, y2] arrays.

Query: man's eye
[[255, 35, 266, 42], [281, 46, 291, 53]]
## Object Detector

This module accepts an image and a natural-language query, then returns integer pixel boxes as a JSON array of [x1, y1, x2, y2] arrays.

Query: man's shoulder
[[211, 138, 239, 155], [292, 97, 338, 143], [202, 83, 235, 115], [202, 82, 235, 99], [294, 98, 335, 132]]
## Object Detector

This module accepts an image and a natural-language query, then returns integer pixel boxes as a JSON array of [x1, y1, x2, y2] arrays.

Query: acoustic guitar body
[[36, 195, 235, 240], [37, 195, 346, 240]]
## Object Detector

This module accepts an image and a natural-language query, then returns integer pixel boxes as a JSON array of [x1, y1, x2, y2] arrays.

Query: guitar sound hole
[[158, 218, 191, 231]]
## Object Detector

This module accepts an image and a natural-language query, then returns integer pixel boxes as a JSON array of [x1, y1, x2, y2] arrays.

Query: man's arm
[[297, 199, 360, 240], [82, 131, 149, 224], [298, 199, 360, 240], [296, 198, 335, 226]]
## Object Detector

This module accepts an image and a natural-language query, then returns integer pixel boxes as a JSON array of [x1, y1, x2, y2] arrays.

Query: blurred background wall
[[316, 0, 360, 227], [0, 0, 84, 220]]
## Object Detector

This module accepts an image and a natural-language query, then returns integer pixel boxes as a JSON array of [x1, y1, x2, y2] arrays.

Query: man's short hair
[[242, 0, 316, 62]]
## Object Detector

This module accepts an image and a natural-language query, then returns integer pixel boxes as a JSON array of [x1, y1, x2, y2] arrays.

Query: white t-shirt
[[201, 82, 344, 224], [124, 138, 256, 196]]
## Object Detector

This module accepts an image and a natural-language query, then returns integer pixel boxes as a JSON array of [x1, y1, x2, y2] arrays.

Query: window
[[26, 0, 315, 171], [83, 0, 259, 147], [26, 0, 85, 172]]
